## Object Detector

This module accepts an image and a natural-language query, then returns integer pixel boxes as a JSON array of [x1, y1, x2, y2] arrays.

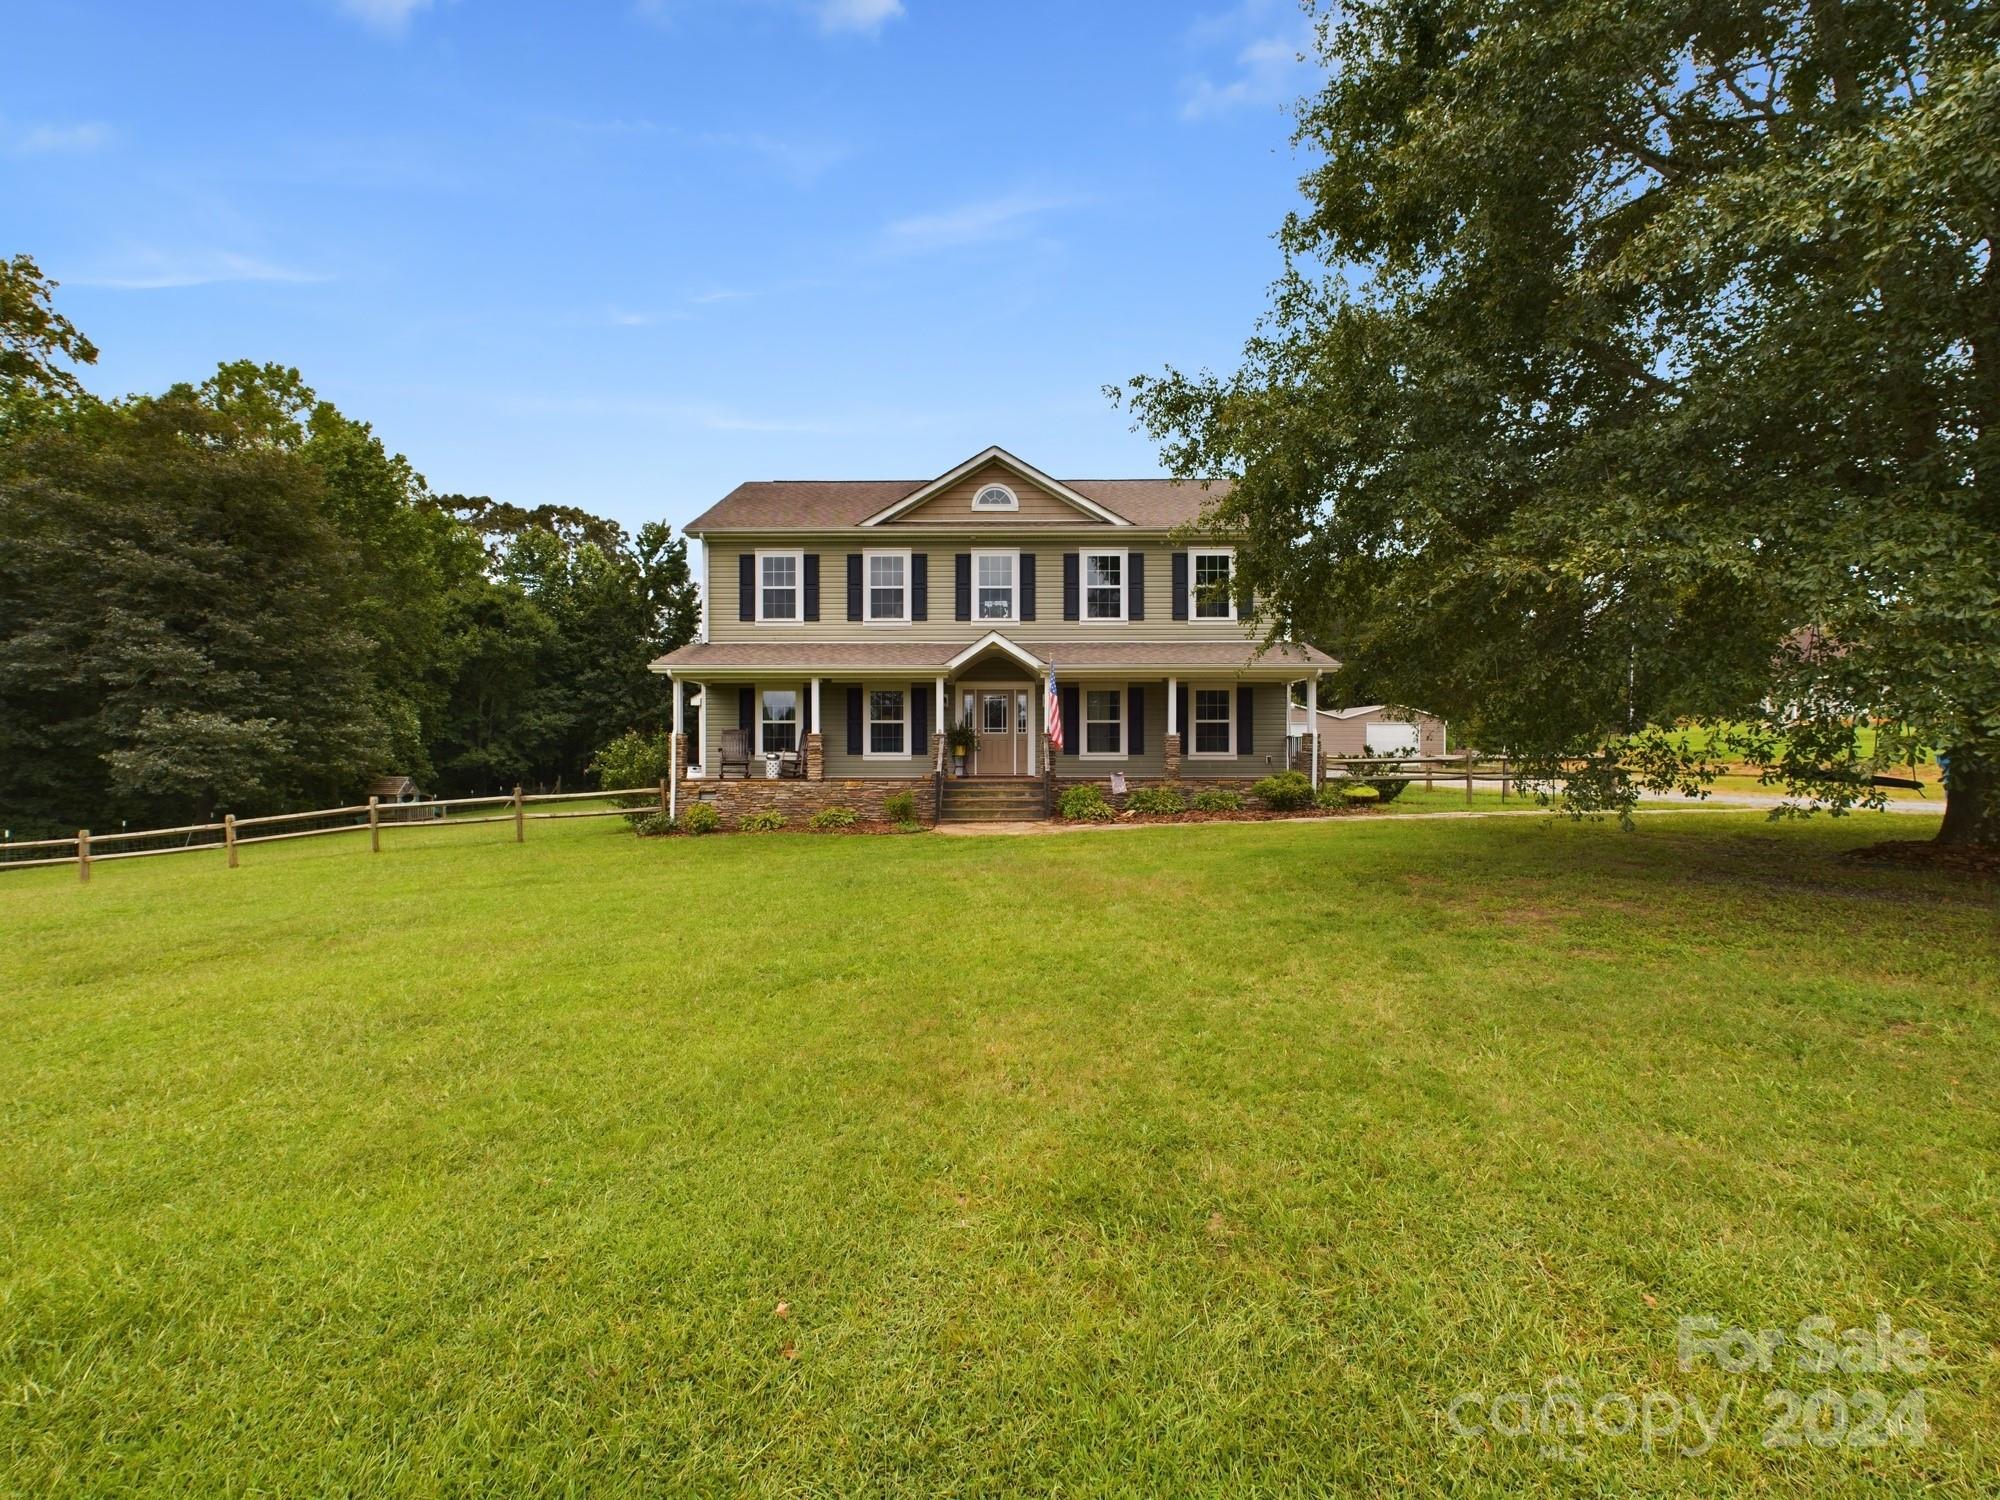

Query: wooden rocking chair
[[718, 727, 752, 780]]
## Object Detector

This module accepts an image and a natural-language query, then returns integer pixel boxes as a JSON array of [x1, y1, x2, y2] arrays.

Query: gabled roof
[[861, 446, 1128, 527], [680, 446, 1233, 533]]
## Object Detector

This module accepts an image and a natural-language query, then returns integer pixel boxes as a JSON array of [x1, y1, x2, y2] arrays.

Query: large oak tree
[[1123, 0, 1998, 843]]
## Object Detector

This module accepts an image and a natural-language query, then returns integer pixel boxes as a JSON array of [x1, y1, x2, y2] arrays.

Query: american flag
[[1044, 663, 1063, 750]]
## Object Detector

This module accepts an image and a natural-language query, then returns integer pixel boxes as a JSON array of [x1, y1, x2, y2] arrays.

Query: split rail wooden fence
[[0, 784, 668, 882]]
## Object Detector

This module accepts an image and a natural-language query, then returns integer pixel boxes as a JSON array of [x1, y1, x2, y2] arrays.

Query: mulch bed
[[1840, 840, 2000, 878], [1099, 806, 1357, 825]]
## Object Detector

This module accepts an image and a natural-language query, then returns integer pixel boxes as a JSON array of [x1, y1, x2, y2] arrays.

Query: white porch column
[[1166, 676, 1179, 736], [810, 677, 822, 735], [1310, 672, 1322, 788], [935, 676, 946, 769], [669, 676, 681, 820], [696, 682, 708, 777]]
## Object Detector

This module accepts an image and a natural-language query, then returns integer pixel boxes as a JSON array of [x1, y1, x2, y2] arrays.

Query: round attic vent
[[973, 483, 1018, 510]]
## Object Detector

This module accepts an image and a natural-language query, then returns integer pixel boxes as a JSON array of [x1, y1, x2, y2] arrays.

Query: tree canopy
[[1, 286, 699, 837], [1121, 0, 1998, 843]]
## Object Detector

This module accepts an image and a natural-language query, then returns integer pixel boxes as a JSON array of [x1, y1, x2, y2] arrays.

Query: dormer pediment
[[864, 446, 1132, 527]]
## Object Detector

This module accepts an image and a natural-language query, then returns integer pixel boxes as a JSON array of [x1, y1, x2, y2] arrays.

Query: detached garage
[[1290, 703, 1449, 760]]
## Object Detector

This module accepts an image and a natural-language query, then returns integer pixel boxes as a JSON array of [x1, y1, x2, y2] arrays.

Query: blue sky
[[4, 0, 1320, 535]]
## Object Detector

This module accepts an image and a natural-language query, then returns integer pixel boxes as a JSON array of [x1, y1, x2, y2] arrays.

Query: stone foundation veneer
[[677, 774, 936, 828], [1161, 732, 1182, 781]]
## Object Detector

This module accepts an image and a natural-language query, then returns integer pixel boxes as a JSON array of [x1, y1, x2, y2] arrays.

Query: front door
[[963, 687, 1029, 775]]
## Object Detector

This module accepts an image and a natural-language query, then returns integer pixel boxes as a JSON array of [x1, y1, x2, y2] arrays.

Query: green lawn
[[3, 811, 1995, 1495]]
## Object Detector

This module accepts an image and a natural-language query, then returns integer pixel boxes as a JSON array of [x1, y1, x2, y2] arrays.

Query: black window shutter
[[846, 686, 863, 755], [1129, 686, 1145, 755], [1171, 551, 1189, 621], [1061, 683, 1079, 756], [910, 682, 929, 759], [739, 553, 756, 621], [1062, 553, 1080, 621], [1127, 552, 1146, 621], [1175, 682, 1189, 746], [801, 680, 813, 735], [954, 553, 972, 621], [1237, 684, 1254, 756], [846, 554, 863, 621], [1019, 552, 1037, 620], [802, 554, 820, 622], [739, 685, 754, 731], [911, 553, 928, 621]]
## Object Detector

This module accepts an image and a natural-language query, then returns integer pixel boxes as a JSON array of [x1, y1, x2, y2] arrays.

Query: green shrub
[[1350, 753, 1414, 802], [1125, 785, 1186, 815], [892, 819, 926, 835], [739, 809, 787, 832], [1250, 770, 1315, 810], [589, 728, 666, 791], [1313, 782, 1347, 809], [1341, 783, 1382, 804], [1058, 784, 1115, 822], [1190, 787, 1241, 813], [807, 805, 859, 831], [679, 803, 721, 835], [881, 790, 917, 822], [632, 812, 675, 837]]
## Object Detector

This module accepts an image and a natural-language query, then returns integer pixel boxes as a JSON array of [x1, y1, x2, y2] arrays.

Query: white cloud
[[70, 252, 330, 291], [1179, 0, 1316, 121], [1181, 35, 1310, 120], [14, 122, 114, 154], [336, 0, 434, 34], [881, 191, 1083, 254], [815, 0, 903, 34]]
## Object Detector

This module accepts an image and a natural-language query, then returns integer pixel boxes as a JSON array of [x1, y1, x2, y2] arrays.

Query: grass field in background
[[3, 809, 1994, 1495]]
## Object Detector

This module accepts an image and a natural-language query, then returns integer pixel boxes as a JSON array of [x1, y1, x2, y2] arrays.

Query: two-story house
[[650, 446, 1334, 822]]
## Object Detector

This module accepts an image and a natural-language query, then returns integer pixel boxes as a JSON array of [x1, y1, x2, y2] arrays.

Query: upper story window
[[866, 550, 909, 622], [975, 550, 1015, 620], [758, 551, 801, 622], [1191, 548, 1235, 620], [972, 483, 1018, 511], [1083, 552, 1124, 621]]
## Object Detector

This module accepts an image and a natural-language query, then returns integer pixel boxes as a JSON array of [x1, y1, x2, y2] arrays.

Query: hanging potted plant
[[948, 719, 978, 777]]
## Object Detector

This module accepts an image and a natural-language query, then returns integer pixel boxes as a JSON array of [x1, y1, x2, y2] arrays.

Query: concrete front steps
[[938, 776, 1048, 823]]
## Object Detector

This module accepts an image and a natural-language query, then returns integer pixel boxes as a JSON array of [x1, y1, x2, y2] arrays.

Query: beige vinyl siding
[[884, 460, 1106, 525], [1049, 681, 1290, 780], [822, 680, 937, 778], [705, 536, 1258, 646]]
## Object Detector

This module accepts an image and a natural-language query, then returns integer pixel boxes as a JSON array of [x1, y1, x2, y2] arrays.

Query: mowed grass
[[2, 811, 1996, 1496]]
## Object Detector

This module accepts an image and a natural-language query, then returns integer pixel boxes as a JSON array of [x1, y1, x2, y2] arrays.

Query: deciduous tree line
[[0, 256, 697, 837]]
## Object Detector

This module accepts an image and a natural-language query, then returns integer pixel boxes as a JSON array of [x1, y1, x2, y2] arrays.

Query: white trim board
[[860, 445, 1133, 527]]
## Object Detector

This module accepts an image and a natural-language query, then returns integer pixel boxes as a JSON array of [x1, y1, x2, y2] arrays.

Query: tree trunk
[[1937, 750, 2000, 846]]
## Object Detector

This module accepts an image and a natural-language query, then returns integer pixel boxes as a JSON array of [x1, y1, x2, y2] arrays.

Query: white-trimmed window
[[972, 483, 1018, 511], [1191, 685, 1234, 757], [866, 689, 907, 757], [757, 550, 802, 622], [865, 550, 909, 623], [1083, 552, 1124, 621], [760, 688, 799, 753], [1191, 548, 1235, 620], [974, 550, 1016, 620], [1083, 687, 1123, 758]]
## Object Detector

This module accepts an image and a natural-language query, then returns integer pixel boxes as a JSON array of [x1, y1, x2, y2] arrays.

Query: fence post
[[513, 785, 525, 843], [225, 813, 238, 868], [77, 828, 90, 884], [368, 796, 380, 853], [1501, 755, 1510, 801], [1465, 752, 1474, 805], [658, 778, 668, 813], [1426, 757, 1434, 792]]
